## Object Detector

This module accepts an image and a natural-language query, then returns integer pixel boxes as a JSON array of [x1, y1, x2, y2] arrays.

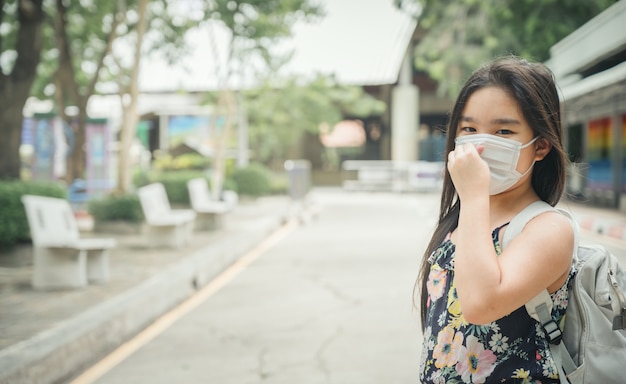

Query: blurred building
[[547, 0, 626, 212]]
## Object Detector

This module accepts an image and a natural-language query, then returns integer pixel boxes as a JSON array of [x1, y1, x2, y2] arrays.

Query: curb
[[0, 214, 285, 384]]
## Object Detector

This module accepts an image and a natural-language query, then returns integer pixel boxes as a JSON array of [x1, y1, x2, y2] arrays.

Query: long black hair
[[416, 56, 569, 327]]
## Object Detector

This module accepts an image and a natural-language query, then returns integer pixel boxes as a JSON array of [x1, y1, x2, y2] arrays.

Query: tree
[[51, 0, 123, 183], [244, 75, 386, 168], [106, 0, 193, 193], [0, 0, 44, 180], [28, 0, 193, 190], [397, 0, 618, 99], [113, 0, 148, 193], [197, 0, 324, 198]]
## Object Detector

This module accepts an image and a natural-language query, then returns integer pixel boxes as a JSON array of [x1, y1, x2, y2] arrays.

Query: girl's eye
[[496, 129, 514, 135], [459, 126, 476, 133]]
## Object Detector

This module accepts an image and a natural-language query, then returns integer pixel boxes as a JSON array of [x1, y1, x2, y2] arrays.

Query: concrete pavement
[[0, 195, 291, 384], [0, 188, 624, 384], [80, 190, 436, 384]]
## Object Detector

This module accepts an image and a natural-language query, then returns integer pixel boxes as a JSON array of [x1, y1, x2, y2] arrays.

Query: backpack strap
[[502, 201, 565, 341], [501, 200, 556, 249], [502, 200, 580, 383]]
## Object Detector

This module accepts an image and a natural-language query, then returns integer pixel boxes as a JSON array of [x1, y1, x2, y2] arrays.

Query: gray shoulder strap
[[501, 200, 557, 323], [502, 200, 579, 320], [502, 200, 578, 383], [501, 200, 556, 249], [502, 200, 580, 262]]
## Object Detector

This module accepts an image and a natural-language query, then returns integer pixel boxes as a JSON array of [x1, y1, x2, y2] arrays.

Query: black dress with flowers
[[419, 225, 573, 384]]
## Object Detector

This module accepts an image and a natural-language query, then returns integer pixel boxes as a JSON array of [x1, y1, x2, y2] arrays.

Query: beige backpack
[[503, 201, 626, 384]]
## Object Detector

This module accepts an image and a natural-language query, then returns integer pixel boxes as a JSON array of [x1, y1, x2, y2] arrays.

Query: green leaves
[[402, 0, 617, 99], [243, 74, 385, 165]]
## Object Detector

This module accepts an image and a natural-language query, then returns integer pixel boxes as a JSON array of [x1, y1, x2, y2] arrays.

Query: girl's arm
[[455, 207, 573, 324], [448, 143, 573, 324]]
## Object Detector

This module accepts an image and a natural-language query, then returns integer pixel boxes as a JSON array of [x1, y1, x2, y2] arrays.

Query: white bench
[[137, 183, 196, 248], [21, 195, 116, 290], [187, 178, 237, 230]]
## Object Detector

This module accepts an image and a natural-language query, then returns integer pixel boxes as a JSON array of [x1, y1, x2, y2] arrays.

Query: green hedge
[[153, 153, 211, 171], [0, 180, 67, 250], [134, 170, 206, 205], [231, 163, 271, 196], [269, 172, 288, 195], [88, 194, 144, 223], [133, 163, 276, 204], [134, 170, 242, 204]]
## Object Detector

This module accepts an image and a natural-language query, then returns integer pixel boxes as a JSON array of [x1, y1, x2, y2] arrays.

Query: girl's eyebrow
[[460, 115, 521, 125]]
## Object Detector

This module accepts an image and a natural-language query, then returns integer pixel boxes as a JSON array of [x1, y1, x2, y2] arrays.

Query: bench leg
[[182, 222, 195, 247], [195, 213, 223, 231], [32, 248, 87, 290], [146, 225, 187, 248], [86, 249, 110, 284]]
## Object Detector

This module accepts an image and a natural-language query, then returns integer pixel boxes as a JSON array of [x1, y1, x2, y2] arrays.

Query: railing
[[341, 160, 444, 192]]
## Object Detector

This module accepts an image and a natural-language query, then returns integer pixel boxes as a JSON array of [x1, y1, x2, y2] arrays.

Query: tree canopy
[[1, 0, 397, 182], [398, 0, 619, 98], [244, 75, 385, 167]]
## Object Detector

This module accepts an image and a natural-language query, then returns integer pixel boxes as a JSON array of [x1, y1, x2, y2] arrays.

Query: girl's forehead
[[461, 87, 525, 123]]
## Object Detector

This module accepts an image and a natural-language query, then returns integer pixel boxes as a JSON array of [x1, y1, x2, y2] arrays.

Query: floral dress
[[419, 224, 573, 384]]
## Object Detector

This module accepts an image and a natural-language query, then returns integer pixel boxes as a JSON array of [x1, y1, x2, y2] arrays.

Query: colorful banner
[[623, 114, 626, 192], [23, 115, 112, 198], [85, 119, 111, 194], [167, 114, 228, 154], [168, 115, 212, 149], [587, 118, 612, 190]]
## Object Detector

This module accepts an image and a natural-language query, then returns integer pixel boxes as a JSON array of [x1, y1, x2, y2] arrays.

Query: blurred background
[[0, 0, 624, 247], [2, 2, 626, 383]]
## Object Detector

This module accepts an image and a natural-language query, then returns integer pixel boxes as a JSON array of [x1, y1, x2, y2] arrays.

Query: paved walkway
[[84, 190, 434, 384], [0, 189, 624, 384], [0, 195, 291, 384]]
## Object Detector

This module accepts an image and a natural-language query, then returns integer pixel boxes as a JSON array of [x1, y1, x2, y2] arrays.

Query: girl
[[418, 57, 575, 383]]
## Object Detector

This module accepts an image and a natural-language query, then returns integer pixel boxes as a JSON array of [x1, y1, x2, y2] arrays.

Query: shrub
[[222, 177, 238, 192], [153, 171, 206, 205], [134, 170, 206, 205], [88, 194, 144, 223], [134, 169, 243, 205], [154, 153, 211, 171], [269, 172, 288, 195], [231, 163, 271, 196], [0, 180, 66, 250]]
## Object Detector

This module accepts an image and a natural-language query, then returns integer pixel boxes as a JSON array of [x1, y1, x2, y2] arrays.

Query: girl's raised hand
[[447, 142, 491, 198]]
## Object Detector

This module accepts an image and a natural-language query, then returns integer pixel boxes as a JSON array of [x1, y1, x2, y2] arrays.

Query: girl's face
[[456, 86, 538, 174]]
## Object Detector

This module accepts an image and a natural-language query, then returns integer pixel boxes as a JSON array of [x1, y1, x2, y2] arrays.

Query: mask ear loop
[[521, 136, 540, 149], [518, 160, 536, 178], [517, 137, 540, 176]]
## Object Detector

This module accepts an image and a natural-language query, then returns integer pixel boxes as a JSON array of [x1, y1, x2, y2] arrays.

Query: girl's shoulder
[[524, 209, 574, 239]]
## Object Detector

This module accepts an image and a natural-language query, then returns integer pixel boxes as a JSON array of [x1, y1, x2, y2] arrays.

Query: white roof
[[137, 0, 416, 92], [548, 0, 626, 79], [558, 60, 626, 101]]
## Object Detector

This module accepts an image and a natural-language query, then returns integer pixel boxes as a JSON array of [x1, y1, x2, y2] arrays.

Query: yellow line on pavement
[[70, 220, 298, 384]]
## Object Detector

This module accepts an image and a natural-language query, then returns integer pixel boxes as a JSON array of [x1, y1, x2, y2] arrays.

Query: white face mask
[[454, 134, 539, 195]]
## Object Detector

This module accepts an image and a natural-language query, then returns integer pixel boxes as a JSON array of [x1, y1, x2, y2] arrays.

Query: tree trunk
[[117, 0, 148, 193], [210, 90, 235, 200], [0, 103, 26, 179], [54, 0, 122, 184], [66, 106, 88, 182], [118, 103, 137, 193], [0, 0, 44, 180]]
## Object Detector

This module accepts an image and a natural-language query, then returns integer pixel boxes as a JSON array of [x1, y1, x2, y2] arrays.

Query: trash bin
[[67, 178, 89, 210], [284, 159, 311, 201]]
